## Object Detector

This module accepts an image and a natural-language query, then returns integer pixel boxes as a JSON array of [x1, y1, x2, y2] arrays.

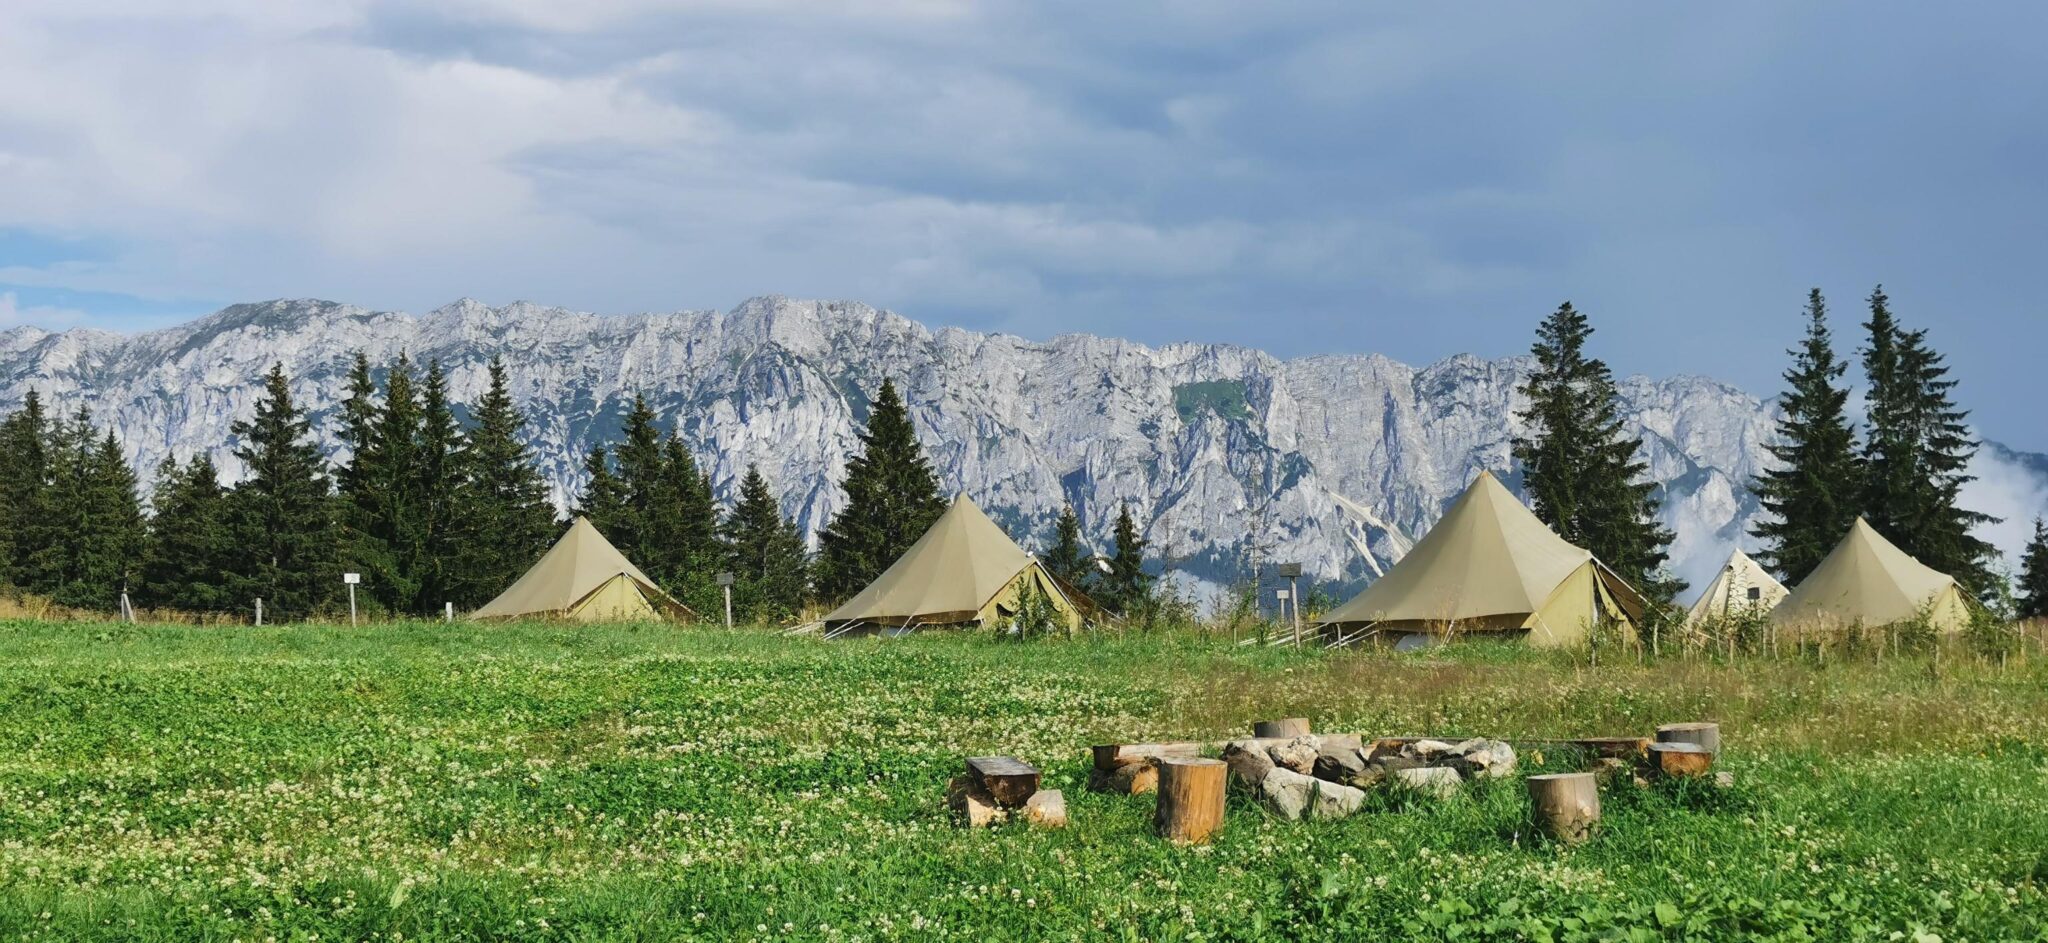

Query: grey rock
[[1267, 735, 1321, 774], [1447, 739, 1517, 779], [1392, 766, 1463, 799], [1259, 767, 1315, 821]]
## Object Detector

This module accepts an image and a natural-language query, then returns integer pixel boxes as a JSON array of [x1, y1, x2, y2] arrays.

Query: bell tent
[[472, 517, 693, 622], [822, 495, 1094, 636], [1770, 518, 1972, 633], [1683, 549, 1789, 629], [1317, 471, 1645, 647]]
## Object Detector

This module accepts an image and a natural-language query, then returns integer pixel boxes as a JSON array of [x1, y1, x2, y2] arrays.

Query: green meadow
[[1, 621, 2045, 941]]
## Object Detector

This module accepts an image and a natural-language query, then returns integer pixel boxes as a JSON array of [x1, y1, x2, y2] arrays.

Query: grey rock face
[[0, 294, 2040, 599]]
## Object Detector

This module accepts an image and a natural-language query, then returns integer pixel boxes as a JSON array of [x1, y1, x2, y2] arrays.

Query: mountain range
[[3, 296, 2043, 604]]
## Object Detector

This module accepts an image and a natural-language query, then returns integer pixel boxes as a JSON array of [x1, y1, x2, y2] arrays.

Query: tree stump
[[966, 756, 1041, 807], [1154, 757, 1227, 845], [1647, 742, 1715, 778], [1252, 718, 1311, 739], [1655, 722, 1721, 755], [1527, 772, 1601, 844]]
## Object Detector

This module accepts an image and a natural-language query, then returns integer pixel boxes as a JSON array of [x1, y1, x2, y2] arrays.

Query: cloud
[[1, 1, 2045, 448], [0, 291, 87, 329]]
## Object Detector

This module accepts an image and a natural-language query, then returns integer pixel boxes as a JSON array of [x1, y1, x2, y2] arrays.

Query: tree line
[[1507, 286, 2047, 621], [0, 362, 1160, 623]]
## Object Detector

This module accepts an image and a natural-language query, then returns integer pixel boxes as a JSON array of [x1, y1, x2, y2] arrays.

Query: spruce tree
[[658, 433, 721, 607], [1512, 302, 1678, 603], [224, 362, 339, 620], [817, 378, 945, 600], [1099, 502, 1153, 616], [1858, 287, 1998, 596], [0, 391, 52, 586], [2018, 518, 2048, 621], [610, 393, 666, 562], [574, 446, 629, 536], [1043, 502, 1092, 591], [1751, 289, 1862, 583], [140, 455, 234, 612], [450, 357, 557, 608], [720, 464, 811, 622], [412, 359, 462, 612], [32, 413, 144, 608], [333, 352, 389, 604]]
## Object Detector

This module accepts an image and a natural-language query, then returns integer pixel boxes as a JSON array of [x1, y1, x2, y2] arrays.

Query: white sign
[[1274, 589, 1291, 600], [343, 573, 361, 585]]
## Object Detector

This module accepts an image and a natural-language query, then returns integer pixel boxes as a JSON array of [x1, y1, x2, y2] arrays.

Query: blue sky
[[2, 2, 2043, 449]]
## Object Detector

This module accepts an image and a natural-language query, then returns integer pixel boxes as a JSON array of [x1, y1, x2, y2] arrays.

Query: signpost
[[343, 573, 361, 627], [717, 571, 735, 628], [1276, 563, 1303, 646]]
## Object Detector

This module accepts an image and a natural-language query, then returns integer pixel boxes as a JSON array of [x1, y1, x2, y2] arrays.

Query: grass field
[[1, 621, 2045, 941]]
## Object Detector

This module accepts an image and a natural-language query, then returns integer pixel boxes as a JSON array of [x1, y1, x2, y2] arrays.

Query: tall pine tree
[[411, 359, 462, 612], [1098, 502, 1152, 616], [1043, 502, 1092, 592], [139, 455, 234, 613], [0, 392, 52, 587], [574, 446, 629, 536], [1751, 289, 1862, 583], [719, 464, 811, 622], [224, 363, 338, 620], [1512, 302, 1679, 605], [450, 357, 557, 608], [1858, 287, 1998, 596], [31, 413, 144, 608], [2018, 518, 2048, 621], [817, 378, 945, 601], [657, 432, 721, 608]]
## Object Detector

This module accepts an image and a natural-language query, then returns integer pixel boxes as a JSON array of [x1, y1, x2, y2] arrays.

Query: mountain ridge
[[2, 295, 2042, 602]]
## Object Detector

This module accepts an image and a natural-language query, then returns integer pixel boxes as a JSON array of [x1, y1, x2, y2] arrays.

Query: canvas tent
[[1771, 518, 1972, 633], [1316, 471, 1645, 648], [1683, 549, 1789, 629], [472, 517, 693, 622], [821, 495, 1094, 635]]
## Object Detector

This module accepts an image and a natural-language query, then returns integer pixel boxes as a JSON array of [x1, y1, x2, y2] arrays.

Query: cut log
[[1655, 722, 1722, 755], [1221, 739, 1276, 787], [1154, 757, 1227, 845], [947, 776, 1006, 827], [1088, 759, 1158, 795], [1647, 742, 1715, 779], [1252, 717, 1311, 739], [1091, 742, 1201, 772], [1023, 789, 1068, 829], [1527, 772, 1601, 844], [966, 756, 1042, 807]]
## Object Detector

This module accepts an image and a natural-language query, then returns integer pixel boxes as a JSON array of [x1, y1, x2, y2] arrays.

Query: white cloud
[[0, 291, 88, 328]]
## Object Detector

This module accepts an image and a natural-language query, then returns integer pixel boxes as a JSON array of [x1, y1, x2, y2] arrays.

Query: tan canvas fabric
[[1684, 549, 1790, 628], [824, 495, 1086, 629], [472, 517, 690, 621], [1772, 518, 1970, 632], [569, 574, 657, 622], [1319, 471, 1644, 640]]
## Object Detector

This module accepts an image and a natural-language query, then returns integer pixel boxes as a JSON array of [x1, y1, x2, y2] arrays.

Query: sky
[[1, 2, 2044, 449]]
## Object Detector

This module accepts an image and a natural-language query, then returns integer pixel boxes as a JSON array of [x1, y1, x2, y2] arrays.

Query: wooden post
[[254, 597, 263, 626], [1655, 722, 1721, 755], [445, 602, 454, 622], [1527, 772, 1601, 844], [1252, 718, 1311, 739], [1154, 757, 1226, 845]]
